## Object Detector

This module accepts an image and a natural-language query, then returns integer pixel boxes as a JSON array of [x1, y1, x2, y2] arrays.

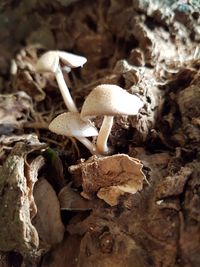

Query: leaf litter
[[0, 0, 200, 266]]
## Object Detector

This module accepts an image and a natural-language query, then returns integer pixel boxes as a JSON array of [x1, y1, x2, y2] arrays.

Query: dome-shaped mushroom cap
[[35, 51, 59, 73], [49, 112, 98, 137], [81, 84, 143, 119], [36, 51, 87, 73]]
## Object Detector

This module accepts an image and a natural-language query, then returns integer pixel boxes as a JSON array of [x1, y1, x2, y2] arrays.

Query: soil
[[0, 1, 200, 266]]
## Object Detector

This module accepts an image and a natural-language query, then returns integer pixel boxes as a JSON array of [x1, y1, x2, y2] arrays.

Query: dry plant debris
[[11, 46, 49, 102], [33, 178, 65, 249], [70, 154, 145, 206], [0, 135, 45, 255], [0, 92, 32, 134], [0, 0, 200, 266], [58, 184, 92, 211]]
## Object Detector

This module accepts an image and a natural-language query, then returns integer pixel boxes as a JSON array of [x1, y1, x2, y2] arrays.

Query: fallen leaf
[[70, 154, 145, 206], [177, 85, 200, 119], [0, 91, 32, 134], [33, 178, 65, 248], [11, 45, 57, 102], [58, 184, 92, 211], [97, 179, 143, 206], [156, 167, 192, 199]]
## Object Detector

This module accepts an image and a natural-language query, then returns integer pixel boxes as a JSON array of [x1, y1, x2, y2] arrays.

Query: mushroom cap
[[36, 51, 87, 73], [49, 112, 98, 137], [35, 51, 59, 73], [81, 84, 143, 119], [57, 51, 87, 68]]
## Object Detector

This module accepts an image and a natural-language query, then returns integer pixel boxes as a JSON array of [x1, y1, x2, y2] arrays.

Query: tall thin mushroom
[[35, 51, 87, 112], [49, 112, 98, 154], [81, 84, 143, 155]]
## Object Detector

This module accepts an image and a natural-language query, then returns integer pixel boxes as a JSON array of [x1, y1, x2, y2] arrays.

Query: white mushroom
[[81, 84, 143, 155], [36, 51, 87, 112], [49, 112, 98, 154]]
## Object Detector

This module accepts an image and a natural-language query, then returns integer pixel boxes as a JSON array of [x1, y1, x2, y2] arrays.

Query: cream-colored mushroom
[[49, 112, 98, 154], [36, 51, 87, 112], [81, 84, 143, 154]]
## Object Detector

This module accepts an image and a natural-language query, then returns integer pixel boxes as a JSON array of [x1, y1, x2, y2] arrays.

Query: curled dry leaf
[[156, 166, 193, 199], [11, 45, 55, 102], [0, 91, 32, 134], [69, 154, 145, 206], [58, 184, 92, 211], [97, 179, 143, 207], [0, 136, 46, 255], [33, 178, 65, 248], [0, 134, 47, 163], [177, 84, 200, 120]]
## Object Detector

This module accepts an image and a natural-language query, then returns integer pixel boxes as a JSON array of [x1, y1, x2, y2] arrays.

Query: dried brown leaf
[[156, 167, 192, 199], [11, 45, 57, 102], [70, 154, 145, 206], [177, 84, 200, 119], [0, 134, 46, 164], [58, 184, 92, 211], [33, 178, 65, 248], [0, 91, 32, 134], [97, 179, 143, 206]]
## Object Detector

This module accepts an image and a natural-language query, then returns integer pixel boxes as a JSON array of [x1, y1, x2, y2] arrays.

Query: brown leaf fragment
[[129, 48, 145, 67], [0, 91, 32, 134], [177, 85, 200, 119], [97, 179, 143, 206], [97, 187, 122, 207], [0, 133, 44, 147], [156, 167, 192, 199], [70, 154, 145, 206], [58, 184, 92, 211], [0, 133, 47, 164], [11, 45, 58, 102], [33, 178, 65, 248]]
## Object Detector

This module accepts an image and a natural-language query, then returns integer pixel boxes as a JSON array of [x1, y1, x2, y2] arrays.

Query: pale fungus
[[81, 84, 143, 154], [36, 51, 87, 112], [49, 112, 98, 154]]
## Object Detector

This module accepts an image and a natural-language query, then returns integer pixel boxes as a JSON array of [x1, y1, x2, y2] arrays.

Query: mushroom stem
[[76, 136, 97, 155], [96, 116, 114, 154], [55, 65, 78, 112]]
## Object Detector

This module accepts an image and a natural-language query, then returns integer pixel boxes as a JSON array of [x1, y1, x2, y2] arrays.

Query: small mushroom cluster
[[36, 51, 143, 155]]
